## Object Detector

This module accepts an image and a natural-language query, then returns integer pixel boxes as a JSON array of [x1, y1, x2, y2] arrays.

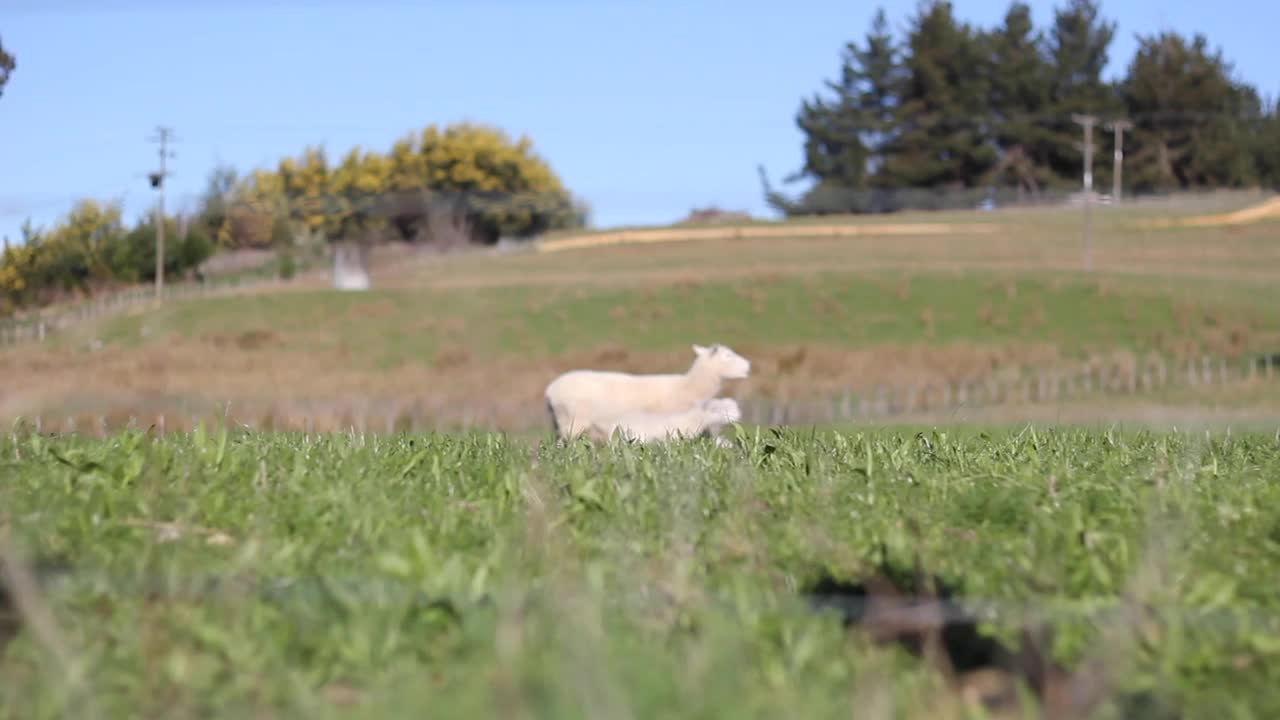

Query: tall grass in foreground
[[1, 425, 1279, 719]]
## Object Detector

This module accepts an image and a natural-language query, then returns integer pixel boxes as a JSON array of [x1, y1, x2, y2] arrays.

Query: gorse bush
[[0, 201, 213, 315], [207, 122, 588, 250]]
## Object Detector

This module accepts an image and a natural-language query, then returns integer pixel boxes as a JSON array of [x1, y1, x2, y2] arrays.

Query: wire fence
[[0, 273, 292, 348], [9, 350, 1276, 438], [746, 351, 1279, 426]]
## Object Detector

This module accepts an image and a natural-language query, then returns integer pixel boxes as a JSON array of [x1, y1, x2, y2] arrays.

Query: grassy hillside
[[76, 272, 1279, 361], [2, 198, 1279, 430]]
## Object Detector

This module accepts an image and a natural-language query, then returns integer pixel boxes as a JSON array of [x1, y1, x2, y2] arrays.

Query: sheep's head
[[703, 397, 743, 424], [692, 343, 751, 380]]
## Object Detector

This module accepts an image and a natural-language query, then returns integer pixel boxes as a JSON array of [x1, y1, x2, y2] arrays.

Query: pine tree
[[984, 2, 1054, 195], [766, 7, 905, 214], [1121, 32, 1261, 190], [850, 9, 904, 187], [881, 0, 995, 191], [1256, 98, 1280, 189], [1040, 0, 1121, 189]]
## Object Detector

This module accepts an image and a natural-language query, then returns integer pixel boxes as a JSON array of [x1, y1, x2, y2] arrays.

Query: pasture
[[2, 196, 1280, 718], [2, 196, 1280, 431]]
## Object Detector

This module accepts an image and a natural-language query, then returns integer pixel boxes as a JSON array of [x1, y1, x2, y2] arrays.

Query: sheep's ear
[[692, 344, 709, 357]]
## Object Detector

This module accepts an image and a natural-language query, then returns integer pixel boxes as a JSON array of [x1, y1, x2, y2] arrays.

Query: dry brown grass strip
[[535, 221, 1006, 254], [1133, 195, 1280, 229]]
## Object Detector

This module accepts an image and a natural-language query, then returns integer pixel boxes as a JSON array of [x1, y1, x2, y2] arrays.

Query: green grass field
[[82, 271, 1279, 362], [3, 426, 1280, 719], [3, 197, 1280, 718]]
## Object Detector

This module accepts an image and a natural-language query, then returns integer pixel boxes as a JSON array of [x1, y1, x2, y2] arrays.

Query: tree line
[[761, 0, 1280, 215], [1, 121, 586, 315]]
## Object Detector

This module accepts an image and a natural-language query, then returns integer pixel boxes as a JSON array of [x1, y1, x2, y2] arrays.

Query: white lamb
[[587, 397, 742, 444], [544, 343, 751, 441]]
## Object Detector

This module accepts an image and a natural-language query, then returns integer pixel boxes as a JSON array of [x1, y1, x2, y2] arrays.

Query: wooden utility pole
[[1107, 119, 1133, 204], [1072, 114, 1098, 194], [1072, 114, 1098, 272], [147, 126, 175, 303]]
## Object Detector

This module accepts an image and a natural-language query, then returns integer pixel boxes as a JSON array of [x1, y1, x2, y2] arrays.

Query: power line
[[147, 126, 176, 303], [1072, 114, 1098, 273]]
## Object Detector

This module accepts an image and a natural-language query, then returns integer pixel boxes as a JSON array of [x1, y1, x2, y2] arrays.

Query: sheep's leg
[[545, 399, 565, 445], [584, 424, 613, 444]]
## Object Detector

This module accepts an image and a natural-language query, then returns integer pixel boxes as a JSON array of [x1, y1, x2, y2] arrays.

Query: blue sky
[[1, 0, 1275, 242]]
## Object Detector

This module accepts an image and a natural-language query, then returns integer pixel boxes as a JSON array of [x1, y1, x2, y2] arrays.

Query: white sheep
[[587, 397, 742, 444], [544, 343, 751, 441]]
